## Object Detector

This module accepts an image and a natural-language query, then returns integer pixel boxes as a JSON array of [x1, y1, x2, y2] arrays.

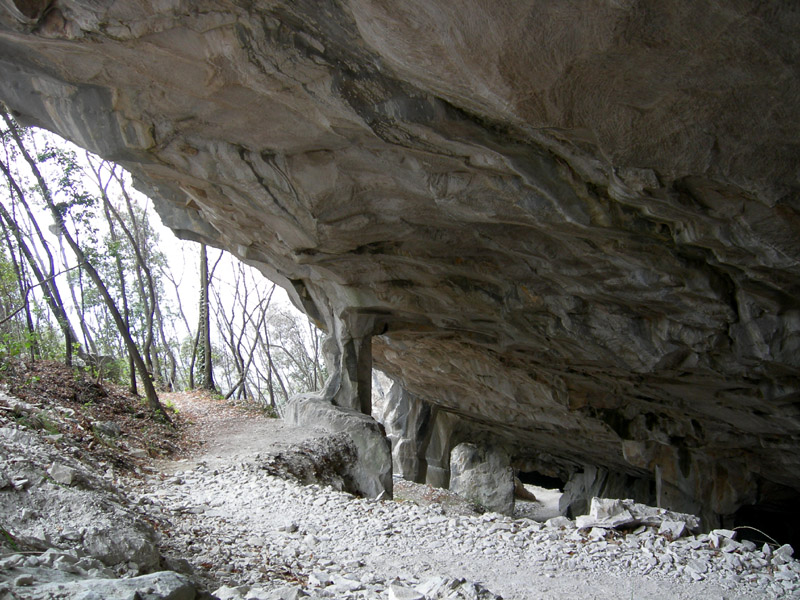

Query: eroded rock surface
[[1, 1, 799, 525]]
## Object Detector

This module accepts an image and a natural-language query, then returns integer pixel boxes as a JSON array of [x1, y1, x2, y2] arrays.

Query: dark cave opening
[[517, 470, 566, 491], [733, 486, 800, 552]]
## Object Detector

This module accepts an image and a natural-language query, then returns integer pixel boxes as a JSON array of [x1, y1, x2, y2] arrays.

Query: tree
[[0, 219, 35, 360], [210, 260, 275, 401], [1, 110, 169, 420], [197, 243, 217, 391], [0, 123, 79, 365], [1, 112, 331, 416]]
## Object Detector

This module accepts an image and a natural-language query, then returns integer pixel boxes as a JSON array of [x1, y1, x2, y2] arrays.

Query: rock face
[[373, 377, 433, 483], [1, 1, 799, 527]]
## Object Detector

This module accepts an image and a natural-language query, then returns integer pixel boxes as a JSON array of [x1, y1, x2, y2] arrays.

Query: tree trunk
[[199, 243, 215, 391], [0, 220, 37, 360], [99, 181, 137, 393], [0, 145, 77, 364], [0, 172, 76, 364]]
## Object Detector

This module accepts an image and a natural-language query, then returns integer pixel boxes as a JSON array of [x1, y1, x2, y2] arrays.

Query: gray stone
[[575, 497, 700, 532], [658, 520, 687, 540], [711, 528, 737, 540], [416, 578, 450, 598], [13, 574, 34, 586], [576, 498, 634, 530], [687, 558, 709, 575], [263, 587, 306, 600], [92, 421, 122, 437], [6, 571, 195, 600], [308, 571, 333, 587], [449, 443, 514, 515], [0, 555, 24, 570], [2, 0, 800, 524], [82, 523, 160, 570], [545, 516, 574, 530], [284, 397, 392, 499], [214, 584, 250, 600], [47, 463, 78, 486]]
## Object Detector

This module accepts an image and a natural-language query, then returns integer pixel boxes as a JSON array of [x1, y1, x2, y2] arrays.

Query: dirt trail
[[153, 391, 326, 473]]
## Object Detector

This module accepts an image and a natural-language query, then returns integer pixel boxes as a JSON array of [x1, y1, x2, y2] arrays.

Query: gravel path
[[134, 394, 799, 599]]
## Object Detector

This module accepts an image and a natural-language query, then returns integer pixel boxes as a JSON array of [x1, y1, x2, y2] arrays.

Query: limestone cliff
[[1, 0, 799, 527]]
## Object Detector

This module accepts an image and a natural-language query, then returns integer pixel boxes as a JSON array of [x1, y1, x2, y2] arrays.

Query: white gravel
[[134, 454, 800, 599]]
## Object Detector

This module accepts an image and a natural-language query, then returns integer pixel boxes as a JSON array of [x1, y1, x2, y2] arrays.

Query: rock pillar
[[285, 307, 392, 498], [424, 410, 460, 489], [381, 382, 433, 483]]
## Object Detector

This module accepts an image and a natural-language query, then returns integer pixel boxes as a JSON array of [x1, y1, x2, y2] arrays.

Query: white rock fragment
[[214, 584, 251, 600], [658, 520, 687, 539], [388, 583, 425, 600], [711, 528, 737, 540], [545, 516, 573, 529], [47, 463, 78, 485]]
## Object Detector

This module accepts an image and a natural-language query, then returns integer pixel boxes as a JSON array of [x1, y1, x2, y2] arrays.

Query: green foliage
[[0, 525, 19, 551], [12, 408, 59, 435], [0, 331, 36, 367]]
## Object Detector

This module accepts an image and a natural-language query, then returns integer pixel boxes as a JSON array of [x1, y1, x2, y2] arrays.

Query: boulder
[[82, 523, 161, 571], [259, 432, 358, 493], [449, 443, 514, 515], [284, 396, 392, 498]]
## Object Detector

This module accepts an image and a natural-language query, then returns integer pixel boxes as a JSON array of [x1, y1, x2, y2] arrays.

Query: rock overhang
[[0, 0, 799, 526]]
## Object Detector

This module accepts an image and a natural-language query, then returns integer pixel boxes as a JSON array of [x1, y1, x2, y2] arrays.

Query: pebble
[[124, 456, 800, 600], [13, 574, 34, 586]]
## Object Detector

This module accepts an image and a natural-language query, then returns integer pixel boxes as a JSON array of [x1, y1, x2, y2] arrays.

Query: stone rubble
[[0, 424, 161, 572], [574, 497, 701, 533], [0, 391, 198, 599], [131, 455, 800, 599], [2, 386, 799, 599]]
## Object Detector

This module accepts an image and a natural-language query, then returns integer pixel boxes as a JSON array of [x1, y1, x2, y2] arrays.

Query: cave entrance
[[517, 470, 566, 491], [514, 470, 567, 522], [732, 487, 800, 552]]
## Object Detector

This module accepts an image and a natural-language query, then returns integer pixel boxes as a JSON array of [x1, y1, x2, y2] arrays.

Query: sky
[[2, 124, 298, 352]]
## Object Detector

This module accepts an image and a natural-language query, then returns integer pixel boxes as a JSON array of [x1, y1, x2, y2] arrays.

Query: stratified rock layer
[[1, 1, 799, 524]]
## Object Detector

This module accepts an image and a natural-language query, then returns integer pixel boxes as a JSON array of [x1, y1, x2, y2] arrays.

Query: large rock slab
[[575, 497, 701, 533], [15, 570, 196, 600], [1, 0, 799, 525], [284, 395, 392, 498]]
